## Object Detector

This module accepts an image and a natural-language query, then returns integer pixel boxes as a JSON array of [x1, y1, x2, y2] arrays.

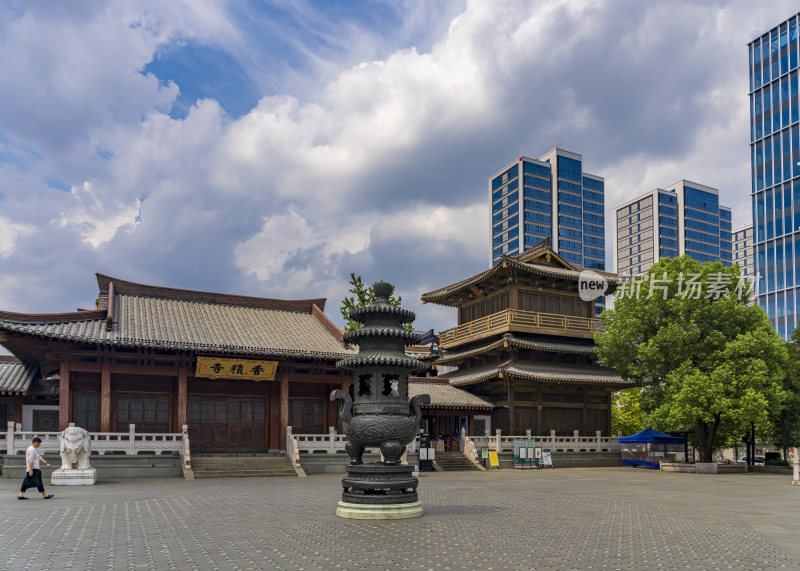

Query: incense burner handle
[[330, 390, 353, 425], [409, 394, 430, 423]]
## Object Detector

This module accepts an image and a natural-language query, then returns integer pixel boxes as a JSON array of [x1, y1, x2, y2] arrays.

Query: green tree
[[611, 388, 645, 437], [771, 325, 800, 456], [596, 255, 787, 462], [340, 273, 409, 332]]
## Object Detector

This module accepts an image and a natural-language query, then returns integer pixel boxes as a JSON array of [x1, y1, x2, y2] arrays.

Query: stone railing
[[460, 428, 485, 470], [2, 421, 189, 459], [467, 429, 621, 453], [289, 426, 419, 455], [285, 426, 301, 468]]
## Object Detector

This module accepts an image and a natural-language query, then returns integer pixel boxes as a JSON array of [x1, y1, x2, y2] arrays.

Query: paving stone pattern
[[0, 470, 798, 570]]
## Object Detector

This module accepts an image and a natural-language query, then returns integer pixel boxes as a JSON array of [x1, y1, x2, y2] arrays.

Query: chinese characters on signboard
[[195, 357, 278, 381]]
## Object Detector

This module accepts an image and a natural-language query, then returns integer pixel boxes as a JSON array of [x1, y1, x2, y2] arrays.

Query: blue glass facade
[[750, 13, 800, 339], [490, 150, 605, 272]]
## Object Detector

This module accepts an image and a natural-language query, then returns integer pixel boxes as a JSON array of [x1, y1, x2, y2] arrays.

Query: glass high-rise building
[[490, 148, 605, 270], [614, 180, 732, 276], [749, 13, 800, 339]]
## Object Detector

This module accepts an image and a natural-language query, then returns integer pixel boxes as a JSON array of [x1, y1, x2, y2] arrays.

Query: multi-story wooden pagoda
[[421, 239, 633, 436]]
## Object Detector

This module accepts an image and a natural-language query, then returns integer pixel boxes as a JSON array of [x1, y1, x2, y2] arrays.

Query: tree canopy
[[596, 255, 787, 462], [771, 326, 800, 453], [339, 273, 408, 332]]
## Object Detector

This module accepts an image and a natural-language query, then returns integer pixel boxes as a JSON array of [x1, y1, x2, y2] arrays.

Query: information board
[[481, 447, 489, 459], [488, 450, 500, 468], [541, 450, 553, 468]]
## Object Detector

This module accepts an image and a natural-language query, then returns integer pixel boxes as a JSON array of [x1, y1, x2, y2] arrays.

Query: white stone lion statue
[[59, 426, 92, 470]]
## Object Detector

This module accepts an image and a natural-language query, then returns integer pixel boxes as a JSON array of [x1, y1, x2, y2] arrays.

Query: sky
[[0, 0, 797, 346]]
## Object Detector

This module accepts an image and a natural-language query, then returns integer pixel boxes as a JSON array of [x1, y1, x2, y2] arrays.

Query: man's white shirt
[[25, 445, 42, 470]]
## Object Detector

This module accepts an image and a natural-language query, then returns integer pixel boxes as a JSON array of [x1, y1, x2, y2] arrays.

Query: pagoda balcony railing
[[439, 308, 603, 348]]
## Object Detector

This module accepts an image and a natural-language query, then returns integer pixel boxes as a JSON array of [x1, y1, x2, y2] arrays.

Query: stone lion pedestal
[[51, 425, 97, 485]]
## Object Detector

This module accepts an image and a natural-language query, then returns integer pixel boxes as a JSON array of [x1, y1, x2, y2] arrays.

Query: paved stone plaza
[[1, 468, 798, 570]]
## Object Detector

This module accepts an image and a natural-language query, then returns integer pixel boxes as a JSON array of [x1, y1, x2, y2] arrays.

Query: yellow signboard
[[195, 357, 278, 381], [488, 450, 500, 468]]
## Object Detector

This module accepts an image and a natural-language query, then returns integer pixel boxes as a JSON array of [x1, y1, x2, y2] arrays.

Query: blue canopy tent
[[620, 429, 687, 469]]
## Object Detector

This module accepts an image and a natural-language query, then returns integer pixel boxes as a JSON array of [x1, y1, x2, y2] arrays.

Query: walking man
[[17, 437, 54, 500]]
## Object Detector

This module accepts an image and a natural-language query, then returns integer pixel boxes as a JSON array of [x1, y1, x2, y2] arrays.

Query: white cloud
[[0, 216, 34, 259], [56, 182, 141, 249]]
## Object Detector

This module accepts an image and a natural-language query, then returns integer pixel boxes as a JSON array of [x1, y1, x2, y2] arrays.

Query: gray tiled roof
[[444, 360, 630, 388], [0, 358, 38, 394], [0, 294, 354, 361], [421, 249, 622, 306], [408, 382, 493, 411], [436, 335, 596, 365]]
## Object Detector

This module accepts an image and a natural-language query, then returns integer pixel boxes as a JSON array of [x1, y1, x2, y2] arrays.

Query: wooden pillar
[[59, 360, 70, 430], [324, 384, 332, 429], [582, 389, 588, 435], [177, 367, 188, 430], [268, 381, 280, 450], [537, 389, 543, 435], [13, 401, 22, 424], [506, 380, 515, 436], [100, 363, 111, 432], [279, 370, 289, 450]]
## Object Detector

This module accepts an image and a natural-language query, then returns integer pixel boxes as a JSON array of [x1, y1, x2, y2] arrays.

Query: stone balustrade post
[[16, 422, 21, 432], [617, 430, 623, 451], [7, 421, 14, 455], [793, 458, 799, 486], [573, 429, 579, 450], [596, 430, 602, 452], [181, 424, 191, 470], [495, 429, 502, 452], [525, 429, 531, 439], [128, 424, 136, 455], [550, 429, 556, 450], [328, 426, 335, 454]]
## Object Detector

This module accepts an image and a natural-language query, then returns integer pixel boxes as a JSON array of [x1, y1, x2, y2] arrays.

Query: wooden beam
[[67, 361, 181, 376], [100, 363, 111, 432], [59, 360, 70, 430]]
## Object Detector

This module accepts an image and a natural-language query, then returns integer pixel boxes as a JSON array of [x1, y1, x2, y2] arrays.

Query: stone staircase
[[192, 455, 297, 479], [434, 451, 480, 471]]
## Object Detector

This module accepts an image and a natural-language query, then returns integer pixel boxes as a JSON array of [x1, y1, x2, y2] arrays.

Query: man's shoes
[[17, 496, 28, 500], [43, 494, 55, 499]]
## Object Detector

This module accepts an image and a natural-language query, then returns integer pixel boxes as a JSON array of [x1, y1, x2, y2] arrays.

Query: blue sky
[[0, 0, 797, 346]]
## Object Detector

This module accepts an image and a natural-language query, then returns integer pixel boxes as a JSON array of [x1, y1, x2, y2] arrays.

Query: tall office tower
[[614, 180, 732, 276], [490, 148, 605, 269], [733, 224, 755, 282], [749, 14, 800, 339]]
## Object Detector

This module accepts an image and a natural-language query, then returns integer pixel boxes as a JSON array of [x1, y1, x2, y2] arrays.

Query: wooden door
[[188, 395, 267, 452], [288, 398, 324, 434], [114, 393, 170, 433]]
